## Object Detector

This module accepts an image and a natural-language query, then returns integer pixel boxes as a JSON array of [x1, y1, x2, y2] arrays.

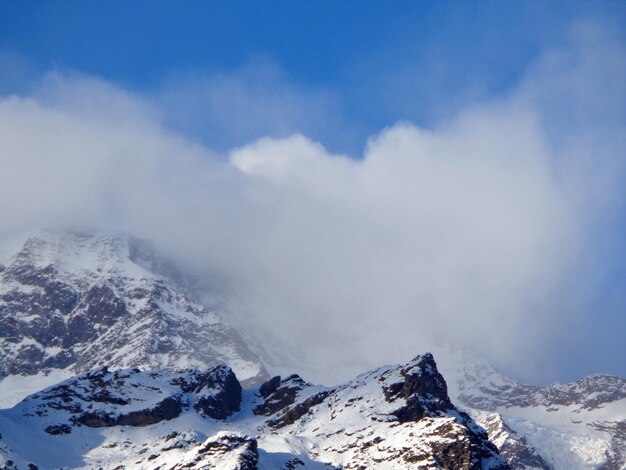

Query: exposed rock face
[[11, 364, 242, 437], [2, 230, 622, 469], [253, 374, 312, 416], [458, 370, 626, 412], [383, 352, 454, 423], [591, 420, 626, 470], [478, 414, 549, 470], [170, 432, 259, 470], [0, 229, 267, 387], [431, 344, 626, 469], [252, 354, 509, 469], [0, 354, 508, 469], [190, 365, 242, 420], [73, 395, 183, 427]]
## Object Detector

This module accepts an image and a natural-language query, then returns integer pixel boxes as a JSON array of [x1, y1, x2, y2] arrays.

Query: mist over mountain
[[1, 24, 625, 384], [1, 4, 625, 468], [0, 228, 624, 469]]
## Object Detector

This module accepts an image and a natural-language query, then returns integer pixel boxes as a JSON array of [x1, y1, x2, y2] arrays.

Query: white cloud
[[223, 108, 577, 381], [0, 23, 623, 385]]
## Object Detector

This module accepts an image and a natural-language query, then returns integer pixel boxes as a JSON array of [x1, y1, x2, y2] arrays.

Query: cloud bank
[[0, 23, 624, 384]]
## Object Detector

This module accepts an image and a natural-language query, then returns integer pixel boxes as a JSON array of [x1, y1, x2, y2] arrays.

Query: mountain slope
[[0, 353, 509, 469], [1, 229, 623, 469], [0, 229, 267, 408], [430, 345, 626, 469]]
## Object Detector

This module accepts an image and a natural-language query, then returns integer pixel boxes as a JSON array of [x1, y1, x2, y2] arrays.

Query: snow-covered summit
[[0, 228, 187, 287], [0, 228, 267, 405], [0, 353, 510, 469], [1, 229, 623, 468]]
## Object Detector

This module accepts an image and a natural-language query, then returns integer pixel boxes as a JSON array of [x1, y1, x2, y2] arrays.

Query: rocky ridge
[[431, 345, 626, 469], [0, 354, 509, 469], [1, 229, 624, 469], [477, 414, 549, 470], [250, 353, 509, 470], [0, 229, 267, 392]]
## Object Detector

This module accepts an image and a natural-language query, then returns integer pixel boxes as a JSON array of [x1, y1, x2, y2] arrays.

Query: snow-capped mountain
[[0, 229, 624, 469], [0, 354, 509, 469], [0, 229, 267, 407], [430, 345, 626, 469]]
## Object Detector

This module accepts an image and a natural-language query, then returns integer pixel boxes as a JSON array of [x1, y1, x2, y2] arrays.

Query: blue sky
[[2, 1, 624, 152], [1, 1, 625, 383]]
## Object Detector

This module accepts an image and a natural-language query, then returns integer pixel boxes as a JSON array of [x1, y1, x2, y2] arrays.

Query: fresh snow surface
[[0, 370, 69, 409], [0, 356, 508, 470], [2, 230, 623, 469], [0, 228, 267, 392], [428, 343, 626, 470]]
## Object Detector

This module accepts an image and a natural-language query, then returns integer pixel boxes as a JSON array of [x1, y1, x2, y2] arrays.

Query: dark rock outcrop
[[383, 353, 455, 423], [266, 391, 330, 429], [17, 364, 242, 431], [188, 365, 242, 420], [170, 432, 259, 470], [254, 374, 310, 416], [0, 230, 268, 385], [251, 354, 509, 469], [44, 424, 72, 435], [73, 396, 183, 427], [1, 353, 511, 470]]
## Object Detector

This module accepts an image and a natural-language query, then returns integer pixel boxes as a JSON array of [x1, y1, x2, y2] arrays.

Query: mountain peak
[[0, 227, 267, 404], [0, 354, 510, 469], [5, 228, 180, 283]]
